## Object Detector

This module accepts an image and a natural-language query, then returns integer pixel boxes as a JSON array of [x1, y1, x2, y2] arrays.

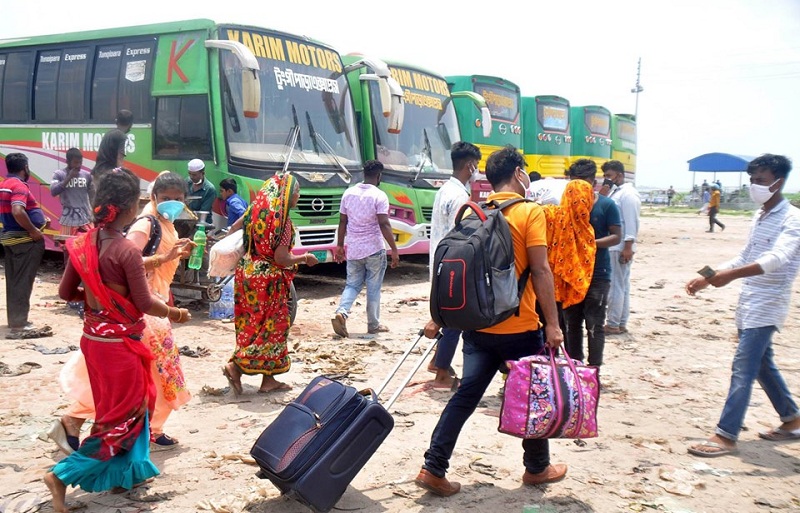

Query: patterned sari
[[232, 174, 296, 376], [53, 229, 159, 492], [541, 180, 597, 308], [61, 203, 191, 436]]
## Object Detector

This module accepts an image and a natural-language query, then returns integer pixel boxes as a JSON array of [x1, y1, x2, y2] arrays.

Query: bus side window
[[1, 52, 33, 122], [154, 95, 212, 159]]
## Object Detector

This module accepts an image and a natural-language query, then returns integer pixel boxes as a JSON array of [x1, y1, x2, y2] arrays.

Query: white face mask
[[517, 171, 532, 198], [469, 165, 481, 183], [749, 179, 780, 205]]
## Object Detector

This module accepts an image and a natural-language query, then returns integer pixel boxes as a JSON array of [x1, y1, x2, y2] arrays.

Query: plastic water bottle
[[209, 279, 235, 319], [188, 224, 206, 270]]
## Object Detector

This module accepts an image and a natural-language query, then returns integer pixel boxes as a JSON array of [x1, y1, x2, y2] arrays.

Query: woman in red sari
[[222, 173, 318, 395], [45, 168, 191, 513]]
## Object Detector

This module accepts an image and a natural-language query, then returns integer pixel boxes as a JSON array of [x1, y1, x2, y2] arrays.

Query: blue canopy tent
[[687, 152, 755, 189]]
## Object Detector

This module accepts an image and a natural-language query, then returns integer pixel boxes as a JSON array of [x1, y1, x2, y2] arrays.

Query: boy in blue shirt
[[219, 178, 248, 227]]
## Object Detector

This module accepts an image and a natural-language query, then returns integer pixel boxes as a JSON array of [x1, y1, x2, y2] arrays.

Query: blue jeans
[[423, 329, 550, 477], [563, 279, 610, 366], [716, 326, 800, 441], [607, 250, 631, 328], [335, 250, 387, 331], [434, 328, 461, 369]]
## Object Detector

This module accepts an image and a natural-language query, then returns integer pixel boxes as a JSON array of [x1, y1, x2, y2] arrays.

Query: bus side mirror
[[481, 106, 492, 138], [205, 40, 261, 118], [359, 74, 405, 133]]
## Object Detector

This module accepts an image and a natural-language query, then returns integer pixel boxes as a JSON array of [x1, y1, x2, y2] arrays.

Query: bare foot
[[45, 472, 69, 513], [61, 415, 85, 437], [431, 370, 460, 390], [780, 418, 800, 432], [222, 363, 243, 396], [258, 376, 292, 393]]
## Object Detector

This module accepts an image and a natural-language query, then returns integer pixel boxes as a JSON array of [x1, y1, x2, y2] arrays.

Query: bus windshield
[[474, 81, 518, 122], [539, 102, 569, 132], [586, 110, 610, 137], [220, 29, 360, 174], [370, 77, 457, 175], [617, 118, 636, 142]]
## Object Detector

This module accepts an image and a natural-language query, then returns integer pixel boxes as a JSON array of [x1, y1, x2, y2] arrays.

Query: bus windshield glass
[[220, 28, 360, 173], [539, 102, 569, 132], [474, 81, 518, 122], [371, 68, 457, 175], [586, 110, 610, 137], [617, 118, 636, 142]]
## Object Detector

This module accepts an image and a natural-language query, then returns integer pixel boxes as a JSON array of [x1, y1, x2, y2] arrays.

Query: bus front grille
[[298, 229, 336, 247], [421, 207, 433, 222], [295, 194, 341, 218]]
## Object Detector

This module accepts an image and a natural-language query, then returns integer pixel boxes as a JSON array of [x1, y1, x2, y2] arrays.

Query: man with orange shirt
[[415, 146, 566, 497], [707, 183, 725, 232]]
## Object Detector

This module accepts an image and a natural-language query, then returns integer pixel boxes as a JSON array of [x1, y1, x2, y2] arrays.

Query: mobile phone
[[697, 265, 716, 279]]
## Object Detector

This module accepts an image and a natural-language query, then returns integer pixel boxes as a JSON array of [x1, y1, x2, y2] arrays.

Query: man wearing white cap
[[186, 159, 216, 224]]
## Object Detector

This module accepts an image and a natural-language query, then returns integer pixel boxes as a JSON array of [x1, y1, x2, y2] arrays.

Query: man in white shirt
[[423, 142, 481, 390], [601, 160, 641, 334], [332, 160, 399, 337], [686, 154, 800, 457]]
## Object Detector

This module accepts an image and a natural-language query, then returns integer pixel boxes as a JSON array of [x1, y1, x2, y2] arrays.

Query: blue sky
[[4, 0, 799, 191]]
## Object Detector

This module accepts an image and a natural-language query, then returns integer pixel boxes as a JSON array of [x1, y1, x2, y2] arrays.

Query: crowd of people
[[2, 132, 800, 509]]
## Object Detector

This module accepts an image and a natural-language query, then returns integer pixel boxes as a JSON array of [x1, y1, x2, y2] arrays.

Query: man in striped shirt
[[1, 153, 47, 333], [686, 154, 800, 457]]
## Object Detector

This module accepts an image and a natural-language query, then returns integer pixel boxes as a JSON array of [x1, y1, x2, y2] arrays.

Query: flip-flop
[[687, 441, 739, 458], [258, 382, 292, 393], [222, 365, 243, 396], [758, 427, 800, 441]]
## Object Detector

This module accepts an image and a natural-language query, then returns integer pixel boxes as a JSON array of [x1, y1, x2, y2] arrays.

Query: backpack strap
[[453, 201, 488, 226], [125, 215, 162, 257], [483, 198, 533, 317]]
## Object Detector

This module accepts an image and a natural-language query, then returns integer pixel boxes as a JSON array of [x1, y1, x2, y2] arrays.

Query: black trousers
[[709, 207, 725, 231], [3, 239, 45, 328]]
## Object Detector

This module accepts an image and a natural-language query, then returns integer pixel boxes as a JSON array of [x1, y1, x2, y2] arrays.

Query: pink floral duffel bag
[[499, 348, 599, 439]]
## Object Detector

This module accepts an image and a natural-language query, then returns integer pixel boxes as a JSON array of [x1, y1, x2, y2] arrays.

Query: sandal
[[687, 440, 738, 458], [150, 433, 179, 452], [222, 364, 243, 396], [758, 427, 800, 441]]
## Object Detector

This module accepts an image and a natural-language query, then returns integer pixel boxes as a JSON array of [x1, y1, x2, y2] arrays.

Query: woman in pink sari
[[45, 168, 191, 513]]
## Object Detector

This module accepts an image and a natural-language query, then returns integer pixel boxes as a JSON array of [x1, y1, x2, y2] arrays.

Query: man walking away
[[601, 160, 640, 335], [415, 146, 566, 498], [707, 183, 725, 232], [332, 160, 399, 337], [92, 109, 133, 193], [423, 142, 481, 389], [686, 154, 800, 457], [0, 153, 48, 334], [562, 159, 621, 367]]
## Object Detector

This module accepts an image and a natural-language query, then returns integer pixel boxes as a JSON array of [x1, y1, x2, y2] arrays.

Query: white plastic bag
[[208, 230, 244, 277]]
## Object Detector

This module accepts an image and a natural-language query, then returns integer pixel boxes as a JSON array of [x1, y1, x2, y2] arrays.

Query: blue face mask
[[156, 200, 185, 222]]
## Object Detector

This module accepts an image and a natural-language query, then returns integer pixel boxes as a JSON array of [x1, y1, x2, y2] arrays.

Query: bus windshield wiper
[[281, 125, 301, 175], [412, 128, 434, 182], [312, 131, 352, 180], [306, 111, 320, 155]]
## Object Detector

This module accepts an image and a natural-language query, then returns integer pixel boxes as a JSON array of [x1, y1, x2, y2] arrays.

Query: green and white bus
[[446, 74, 520, 201], [344, 58, 490, 255], [611, 113, 637, 183], [0, 19, 401, 259], [569, 105, 612, 173], [521, 95, 571, 179]]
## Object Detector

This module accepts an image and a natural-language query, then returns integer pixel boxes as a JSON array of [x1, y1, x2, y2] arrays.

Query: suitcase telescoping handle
[[375, 329, 442, 411]]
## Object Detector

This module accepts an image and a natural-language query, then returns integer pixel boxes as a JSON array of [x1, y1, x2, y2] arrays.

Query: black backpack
[[124, 215, 162, 257], [430, 198, 531, 331]]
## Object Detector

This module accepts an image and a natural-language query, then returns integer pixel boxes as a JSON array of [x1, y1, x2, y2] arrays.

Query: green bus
[[344, 58, 490, 255], [521, 95, 571, 179], [446, 74, 521, 201], [569, 105, 612, 172], [611, 113, 637, 183], [0, 19, 400, 259]]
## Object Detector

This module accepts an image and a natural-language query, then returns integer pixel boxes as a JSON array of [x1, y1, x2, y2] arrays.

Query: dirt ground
[[2, 210, 800, 513]]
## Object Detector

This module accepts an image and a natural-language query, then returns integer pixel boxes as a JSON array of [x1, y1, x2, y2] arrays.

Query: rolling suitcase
[[250, 329, 440, 512]]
